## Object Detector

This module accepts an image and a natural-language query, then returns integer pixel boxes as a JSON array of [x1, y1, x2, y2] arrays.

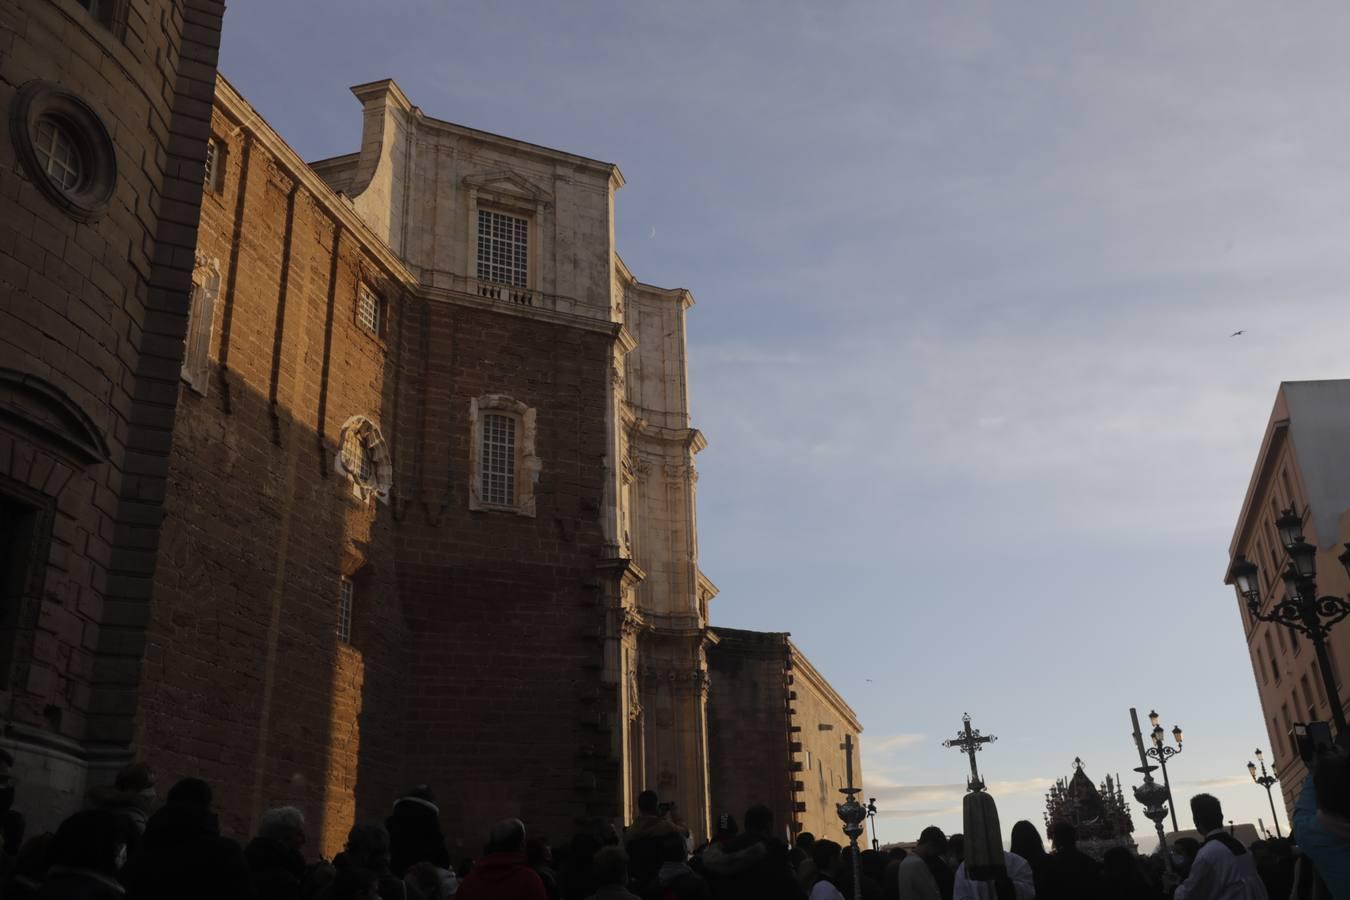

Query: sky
[[218, 1, 1350, 849]]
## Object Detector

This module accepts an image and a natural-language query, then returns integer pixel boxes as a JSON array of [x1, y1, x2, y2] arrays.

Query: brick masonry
[[707, 628, 865, 844], [0, 0, 225, 833]]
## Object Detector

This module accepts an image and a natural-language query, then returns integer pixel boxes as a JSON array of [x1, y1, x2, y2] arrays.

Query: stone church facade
[[2, 2, 861, 848]]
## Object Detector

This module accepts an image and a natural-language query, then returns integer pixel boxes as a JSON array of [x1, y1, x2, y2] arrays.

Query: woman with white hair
[[246, 805, 308, 900]]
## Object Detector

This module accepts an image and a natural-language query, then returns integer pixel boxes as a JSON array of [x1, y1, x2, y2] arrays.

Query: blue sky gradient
[[220, 1, 1350, 846]]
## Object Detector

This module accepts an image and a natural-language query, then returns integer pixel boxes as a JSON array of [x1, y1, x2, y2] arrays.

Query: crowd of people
[[2, 744, 1350, 899]]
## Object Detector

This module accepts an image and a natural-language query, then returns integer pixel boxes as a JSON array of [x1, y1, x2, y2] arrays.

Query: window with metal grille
[[357, 285, 381, 335], [480, 413, 517, 505], [337, 577, 353, 644], [203, 138, 225, 192], [341, 428, 372, 483], [476, 209, 528, 287], [34, 117, 81, 192]]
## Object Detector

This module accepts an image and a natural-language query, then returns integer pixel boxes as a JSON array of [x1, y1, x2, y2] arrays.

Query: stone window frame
[[75, 0, 129, 34], [463, 172, 548, 301], [9, 81, 118, 222], [334, 415, 392, 503], [181, 253, 221, 395], [203, 136, 227, 195], [356, 283, 383, 338], [468, 395, 539, 517]]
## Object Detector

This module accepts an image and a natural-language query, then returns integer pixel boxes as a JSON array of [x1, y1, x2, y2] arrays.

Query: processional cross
[[943, 712, 997, 792]]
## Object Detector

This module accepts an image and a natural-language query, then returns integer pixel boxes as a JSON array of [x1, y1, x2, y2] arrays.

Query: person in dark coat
[[643, 832, 710, 900], [1101, 846, 1161, 900], [122, 777, 256, 900], [1009, 820, 1051, 898], [35, 809, 132, 900], [386, 786, 450, 877], [6, 832, 54, 900], [625, 792, 676, 891], [246, 806, 308, 900], [330, 823, 421, 900], [1044, 821, 1103, 899], [456, 819, 547, 900], [699, 804, 805, 900]]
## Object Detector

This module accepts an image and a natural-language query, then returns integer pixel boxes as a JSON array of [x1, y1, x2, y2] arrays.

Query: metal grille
[[34, 118, 81, 191], [203, 139, 217, 189], [337, 577, 353, 644], [357, 285, 381, 335], [341, 428, 372, 482], [476, 209, 528, 288], [481, 413, 516, 505]]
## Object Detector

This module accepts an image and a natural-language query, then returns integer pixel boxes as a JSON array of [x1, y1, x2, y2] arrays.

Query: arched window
[[335, 416, 392, 502]]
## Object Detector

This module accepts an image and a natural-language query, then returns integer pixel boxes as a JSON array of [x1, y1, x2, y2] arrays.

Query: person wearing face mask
[[102, 763, 157, 845], [35, 808, 132, 900], [0, 748, 25, 864]]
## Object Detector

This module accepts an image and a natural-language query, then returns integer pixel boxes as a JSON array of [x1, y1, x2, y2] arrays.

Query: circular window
[[9, 81, 117, 222]]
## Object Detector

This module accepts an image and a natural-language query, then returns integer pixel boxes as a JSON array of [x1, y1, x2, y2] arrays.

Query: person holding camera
[[1292, 740, 1350, 898]]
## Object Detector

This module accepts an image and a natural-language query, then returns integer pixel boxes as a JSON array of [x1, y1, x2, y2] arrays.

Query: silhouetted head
[[1050, 821, 1077, 851], [1103, 846, 1141, 882], [593, 846, 628, 886], [1010, 821, 1046, 860], [715, 813, 739, 840], [637, 790, 660, 814], [165, 777, 213, 811], [259, 806, 306, 851], [946, 833, 964, 862], [888, 847, 907, 861], [1315, 748, 1350, 818], [744, 804, 774, 836], [917, 826, 948, 858], [796, 831, 816, 851], [1190, 794, 1224, 834], [812, 838, 842, 874], [1173, 837, 1201, 863], [345, 823, 392, 872], [487, 818, 527, 855]]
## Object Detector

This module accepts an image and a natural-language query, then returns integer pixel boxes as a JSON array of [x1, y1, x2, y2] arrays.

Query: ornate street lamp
[[836, 734, 866, 900], [1248, 748, 1282, 838], [1145, 709, 1184, 832], [1226, 507, 1350, 735], [1129, 708, 1177, 879]]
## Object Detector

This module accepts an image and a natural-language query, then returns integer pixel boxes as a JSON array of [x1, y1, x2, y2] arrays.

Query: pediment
[[0, 368, 109, 466], [463, 169, 552, 205]]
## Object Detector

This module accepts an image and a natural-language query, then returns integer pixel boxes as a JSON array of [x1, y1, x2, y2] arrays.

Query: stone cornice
[[787, 639, 863, 733]]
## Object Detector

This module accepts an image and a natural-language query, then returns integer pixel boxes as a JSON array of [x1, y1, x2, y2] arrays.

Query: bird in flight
[[1230, 330, 1245, 337]]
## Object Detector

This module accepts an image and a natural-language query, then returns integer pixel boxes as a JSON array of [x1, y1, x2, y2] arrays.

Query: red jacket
[[456, 852, 548, 900]]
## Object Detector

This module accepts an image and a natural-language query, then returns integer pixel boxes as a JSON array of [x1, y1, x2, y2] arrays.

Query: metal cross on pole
[[943, 712, 997, 792]]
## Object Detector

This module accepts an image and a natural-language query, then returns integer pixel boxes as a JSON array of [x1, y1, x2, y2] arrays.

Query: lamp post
[[1248, 748, 1282, 839], [866, 797, 879, 851], [1145, 710, 1184, 833], [1129, 707, 1177, 880], [1227, 507, 1350, 735], [836, 734, 866, 900]]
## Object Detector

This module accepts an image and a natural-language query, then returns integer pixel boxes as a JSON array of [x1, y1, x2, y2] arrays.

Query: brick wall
[[0, 0, 223, 832], [134, 80, 625, 855], [706, 630, 795, 837]]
